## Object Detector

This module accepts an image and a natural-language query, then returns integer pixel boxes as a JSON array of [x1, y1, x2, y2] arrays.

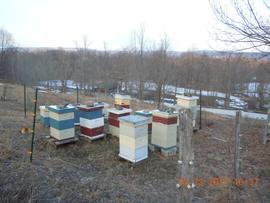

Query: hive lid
[[96, 102, 110, 107], [48, 105, 75, 114], [77, 103, 104, 111], [135, 110, 152, 117], [152, 109, 178, 117], [176, 95, 199, 100], [107, 108, 132, 114], [39, 105, 49, 109], [119, 115, 149, 125]]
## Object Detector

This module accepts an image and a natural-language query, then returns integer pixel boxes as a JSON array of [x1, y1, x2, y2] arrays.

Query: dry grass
[[0, 83, 269, 203]]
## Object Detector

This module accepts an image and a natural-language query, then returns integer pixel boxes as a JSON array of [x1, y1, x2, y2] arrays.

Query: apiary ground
[[0, 83, 269, 202]]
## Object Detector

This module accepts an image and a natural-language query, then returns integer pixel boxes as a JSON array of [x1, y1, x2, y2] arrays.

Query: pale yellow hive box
[[114, 94, 131, 105], [176, 95, 198, 109], [151, 110, 178, 149]]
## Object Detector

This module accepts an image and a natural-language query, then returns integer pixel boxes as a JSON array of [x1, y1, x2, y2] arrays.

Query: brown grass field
[[0, 83, 269, 203]]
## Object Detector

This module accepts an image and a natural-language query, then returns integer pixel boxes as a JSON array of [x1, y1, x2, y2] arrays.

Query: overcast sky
[[0, 0, 222, 51]]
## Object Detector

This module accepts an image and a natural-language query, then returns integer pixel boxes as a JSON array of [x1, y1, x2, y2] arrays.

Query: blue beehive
[[48, 105, 75, 140], [67, 104, 81, 125]]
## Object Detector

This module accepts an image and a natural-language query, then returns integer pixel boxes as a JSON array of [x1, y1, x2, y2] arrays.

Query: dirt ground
[[0, 83, 269, 203]]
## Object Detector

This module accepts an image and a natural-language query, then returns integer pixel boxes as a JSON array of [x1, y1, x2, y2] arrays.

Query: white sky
[[0, 0, 221, 51]]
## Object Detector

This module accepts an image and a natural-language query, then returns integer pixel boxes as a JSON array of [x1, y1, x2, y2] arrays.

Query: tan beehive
[[176, 95, 198, 108], [114, 94, 131, 108], [151, 110, 178, 149]]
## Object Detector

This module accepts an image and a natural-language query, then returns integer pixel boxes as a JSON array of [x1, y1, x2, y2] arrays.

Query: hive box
[[48, 105, 75, 140], [95, 102, 110, 118], [67, 104, 81, 125], [135, 110, 153, 134], [151, 110, 178, 149], [176, 95, 198, 108], [176, 95, 198, 127], [78, 104, 105, 140], [39, 106, 50, 127], [119, 115, 149, 163], [108, 108, 132, 137], [114, 94, 131, 109]]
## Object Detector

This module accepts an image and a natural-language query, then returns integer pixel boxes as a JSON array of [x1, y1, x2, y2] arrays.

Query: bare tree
[[209, 0, 270, 52], [0, 28, 15, 79], [131, 24, 147, 100]]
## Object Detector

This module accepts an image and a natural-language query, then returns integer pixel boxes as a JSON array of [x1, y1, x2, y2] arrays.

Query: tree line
[[0, 27, 269, 110]]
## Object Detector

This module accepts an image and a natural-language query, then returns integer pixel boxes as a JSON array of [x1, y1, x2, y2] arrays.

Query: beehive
[[176, 95, 198, 127], [135, 110, 152, 134], [67, 104, 81, 125], [114, 94, 131, 109], [108, 108, 132, 137], [119, 115, 149, 163], [48, 105, 75, 140], [151, 110, 178, 149], [78, 104, 105, 140], [39, 106, 50, 127], [95, 102, 110, 118]]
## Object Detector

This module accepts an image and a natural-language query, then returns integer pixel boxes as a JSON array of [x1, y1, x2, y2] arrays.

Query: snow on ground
[[203, 107, 267, 120]]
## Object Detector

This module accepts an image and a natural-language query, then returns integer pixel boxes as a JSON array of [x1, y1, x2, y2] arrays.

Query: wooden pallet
[[46, 136, 79, 147], [79, 133, 106, 142], [118, 154, 147, 166]]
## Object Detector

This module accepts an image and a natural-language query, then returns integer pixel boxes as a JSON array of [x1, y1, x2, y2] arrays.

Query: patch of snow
[[203, 108, 267, 120]]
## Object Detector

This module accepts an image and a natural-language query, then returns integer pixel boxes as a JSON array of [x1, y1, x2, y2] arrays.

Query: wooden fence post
[[177, 109, 194, 203], [263, 104, 270, 144], [234, 111, 241, 179], [24, 84, 26, 118]]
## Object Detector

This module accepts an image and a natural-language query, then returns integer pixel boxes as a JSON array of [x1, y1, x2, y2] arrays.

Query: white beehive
[[119, 115, 149, 163], [135, 110, 152, 134], [108, 108, 132, 137], [151, 110, 178, 149], [39, 106, 50, 127]]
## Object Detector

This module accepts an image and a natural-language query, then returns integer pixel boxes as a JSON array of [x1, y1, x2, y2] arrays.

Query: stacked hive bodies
[[48, 105, 75, 140], [108, 108, 132, 137], [39, 106, 50, 127], [95, 102, 110, 118], [78, 104, 105, 140], [67, 104, 81, 125], [114, 94, 131, 109], [151, 110, 178, 150], [135, 110, 152, 134], [176, 95, 198, 127], [119, 115, 149, 163]]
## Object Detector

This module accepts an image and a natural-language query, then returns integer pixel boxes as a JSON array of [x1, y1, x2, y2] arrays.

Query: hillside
[[0, 83, 269, 202]]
